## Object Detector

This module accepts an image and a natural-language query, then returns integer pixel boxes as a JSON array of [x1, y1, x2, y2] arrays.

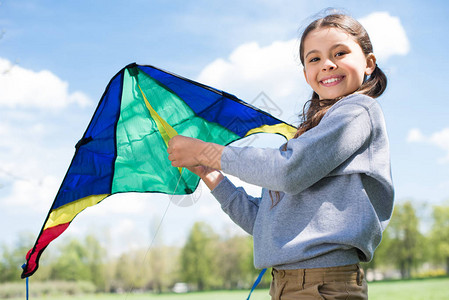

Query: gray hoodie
[[211, 94, 394, 270]]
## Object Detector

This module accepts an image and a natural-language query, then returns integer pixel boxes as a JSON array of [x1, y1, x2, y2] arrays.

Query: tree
[[146, 215, 173, 293], [113, 248, 154, 292], [147, 245, 179, 293], [84, 235, 107, 290], [0, 233, 35, 282], [50, 238, 92, 281], [362, 225, 394, 276], [49, 235, 107, 287], [429, 203, 449, 275], [180, 222, 220, 290], [386, 201, 424, 278], [217, 235, 257, 289]]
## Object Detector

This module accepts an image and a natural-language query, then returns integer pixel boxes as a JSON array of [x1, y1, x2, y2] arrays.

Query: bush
[[414, 269, 447, 279], [0, 280, 96, 299], [0, 282, 24, 299]]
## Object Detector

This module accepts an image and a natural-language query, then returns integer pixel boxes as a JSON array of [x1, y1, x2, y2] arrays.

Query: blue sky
[[1, 0, 449, 258]]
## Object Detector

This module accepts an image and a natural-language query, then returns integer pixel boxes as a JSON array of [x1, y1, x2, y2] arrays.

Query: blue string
[[21, 264, 29, 300], [25, 277, 29, 300], [246, 268, 267, 300]]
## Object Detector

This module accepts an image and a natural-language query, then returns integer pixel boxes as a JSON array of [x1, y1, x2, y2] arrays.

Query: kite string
[[21, 264, 29, 300], [124, 168, 185, 299]]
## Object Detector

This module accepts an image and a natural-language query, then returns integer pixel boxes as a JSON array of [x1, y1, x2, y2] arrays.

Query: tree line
[[1, 200, 448, 293], [365, 200, 449, 279], [0, 222, 259, 293]]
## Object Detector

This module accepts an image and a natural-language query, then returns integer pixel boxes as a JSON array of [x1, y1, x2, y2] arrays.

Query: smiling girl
[[167, 13, 394, 299]]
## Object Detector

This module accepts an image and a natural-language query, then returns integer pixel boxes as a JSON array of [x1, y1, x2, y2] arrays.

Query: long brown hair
[[269, 13, 388, 207]]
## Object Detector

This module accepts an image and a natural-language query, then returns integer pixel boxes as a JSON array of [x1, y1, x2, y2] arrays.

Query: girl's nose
[[322, 59, 337, 71]]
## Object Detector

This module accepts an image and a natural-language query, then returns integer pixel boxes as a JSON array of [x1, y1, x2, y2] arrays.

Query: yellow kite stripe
[[137, 83, 182, 174], [137, 84, 178, 146], [244, 123, 297, 140], [44, 194, 109, 230]]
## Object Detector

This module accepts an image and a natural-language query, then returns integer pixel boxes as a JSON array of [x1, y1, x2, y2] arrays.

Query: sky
[[1, 0, 449, 261]]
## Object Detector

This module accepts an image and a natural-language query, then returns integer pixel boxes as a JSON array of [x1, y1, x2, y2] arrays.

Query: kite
[[21, 63, 296, 278]]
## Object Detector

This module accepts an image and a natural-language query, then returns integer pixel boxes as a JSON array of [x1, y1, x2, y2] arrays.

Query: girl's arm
[[167, 135, 223, 169], [219, 98, 377, 195], [168, 95, 380, 196], [168, 136, 260, 234], [187, 165, 224, 191], [167, 135, 225, 190]]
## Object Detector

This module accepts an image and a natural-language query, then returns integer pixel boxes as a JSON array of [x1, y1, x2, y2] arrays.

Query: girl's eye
[[309, 57, 319, 63], [335, 51, 346, 57]]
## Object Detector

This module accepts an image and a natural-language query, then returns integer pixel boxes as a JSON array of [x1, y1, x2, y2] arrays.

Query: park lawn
[[368, 277, 449, 300], [10, 277, 449, 300], [14, 289, 270, 300]]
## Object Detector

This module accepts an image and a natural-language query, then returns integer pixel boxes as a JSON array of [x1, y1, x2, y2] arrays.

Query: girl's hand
[[167, 135, 224, 170], [186, 165, 215, 178], [187, 166, 224, 190], [168, 136, 225, 190]]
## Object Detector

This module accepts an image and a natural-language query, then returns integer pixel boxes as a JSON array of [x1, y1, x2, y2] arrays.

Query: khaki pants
[[269, 264, 367, 300]]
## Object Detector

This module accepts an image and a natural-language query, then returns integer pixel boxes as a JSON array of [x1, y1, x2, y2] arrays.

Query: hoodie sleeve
[[210, 176, 261, 235], [221, 97, 375, 195]]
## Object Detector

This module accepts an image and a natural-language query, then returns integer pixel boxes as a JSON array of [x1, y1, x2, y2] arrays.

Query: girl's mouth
[[320, 75, 345, 87]]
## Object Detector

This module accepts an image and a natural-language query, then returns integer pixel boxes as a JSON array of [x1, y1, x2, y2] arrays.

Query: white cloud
[[197, 202, 221, 217], [0, 113, 75, 208], [85, 193, 157, 216], [197, 39, 310, 124], [0, 58, 91, 109], [407, 128, 425, 143], [196, 12, 410, 124], [107, 218, 146, 254], [0, 60, 94, 215], [429, 128, 449, 163], [437, 179, 449, 190], [407, 127, 449, 163], [1, 175, 59, 211], [111, 218, 138, 237], [226, 174, 262, 197], [358, 12, 410, 62]]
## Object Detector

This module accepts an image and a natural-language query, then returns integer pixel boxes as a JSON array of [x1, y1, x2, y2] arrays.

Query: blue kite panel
[[138, 66, 280, 138], [52, 71, 123, 209]]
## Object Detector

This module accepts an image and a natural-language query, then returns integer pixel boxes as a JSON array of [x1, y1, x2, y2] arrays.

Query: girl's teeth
[[323, 77, 340, 84]]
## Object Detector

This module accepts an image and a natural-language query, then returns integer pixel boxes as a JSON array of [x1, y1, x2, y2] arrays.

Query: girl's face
[[302, 27, 376, 100]]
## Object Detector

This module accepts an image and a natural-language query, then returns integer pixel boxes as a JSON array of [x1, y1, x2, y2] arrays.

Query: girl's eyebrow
[[305, 43, 349, 59], [305, 49, 319, 59]]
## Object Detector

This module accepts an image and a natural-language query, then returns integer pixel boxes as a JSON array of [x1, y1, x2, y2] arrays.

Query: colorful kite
[[21, 63, 296, 278]]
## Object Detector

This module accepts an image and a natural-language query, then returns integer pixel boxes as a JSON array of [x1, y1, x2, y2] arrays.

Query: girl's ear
[[365, 53, 377, 76], [303, 68, 310, 85]]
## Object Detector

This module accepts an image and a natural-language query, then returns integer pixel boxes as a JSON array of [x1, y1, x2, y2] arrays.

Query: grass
[[8, 289, 270, 300], [7, 277, 449, 300], [368, 277, 449, 300]]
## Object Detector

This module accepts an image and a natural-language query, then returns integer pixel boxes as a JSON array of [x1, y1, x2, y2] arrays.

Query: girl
[[167, 13, 394, 299]]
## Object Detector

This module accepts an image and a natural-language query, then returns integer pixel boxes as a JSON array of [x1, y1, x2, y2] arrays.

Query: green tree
[[362, 226, 394, 277], [50, 238, 92, 281], [386, 201, 424, 278], [180, 222, 220, 290], [0, 233, 34, 282], [112, 245, 179, 293], [49, 235, 106, 286], [429, 203, 449, 275], [84, 235, 107, 290], [146, 216, 172, 293], [217, 235, 257, 289], [113, 249, 151, 291], [147, 245, 179, 293]]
